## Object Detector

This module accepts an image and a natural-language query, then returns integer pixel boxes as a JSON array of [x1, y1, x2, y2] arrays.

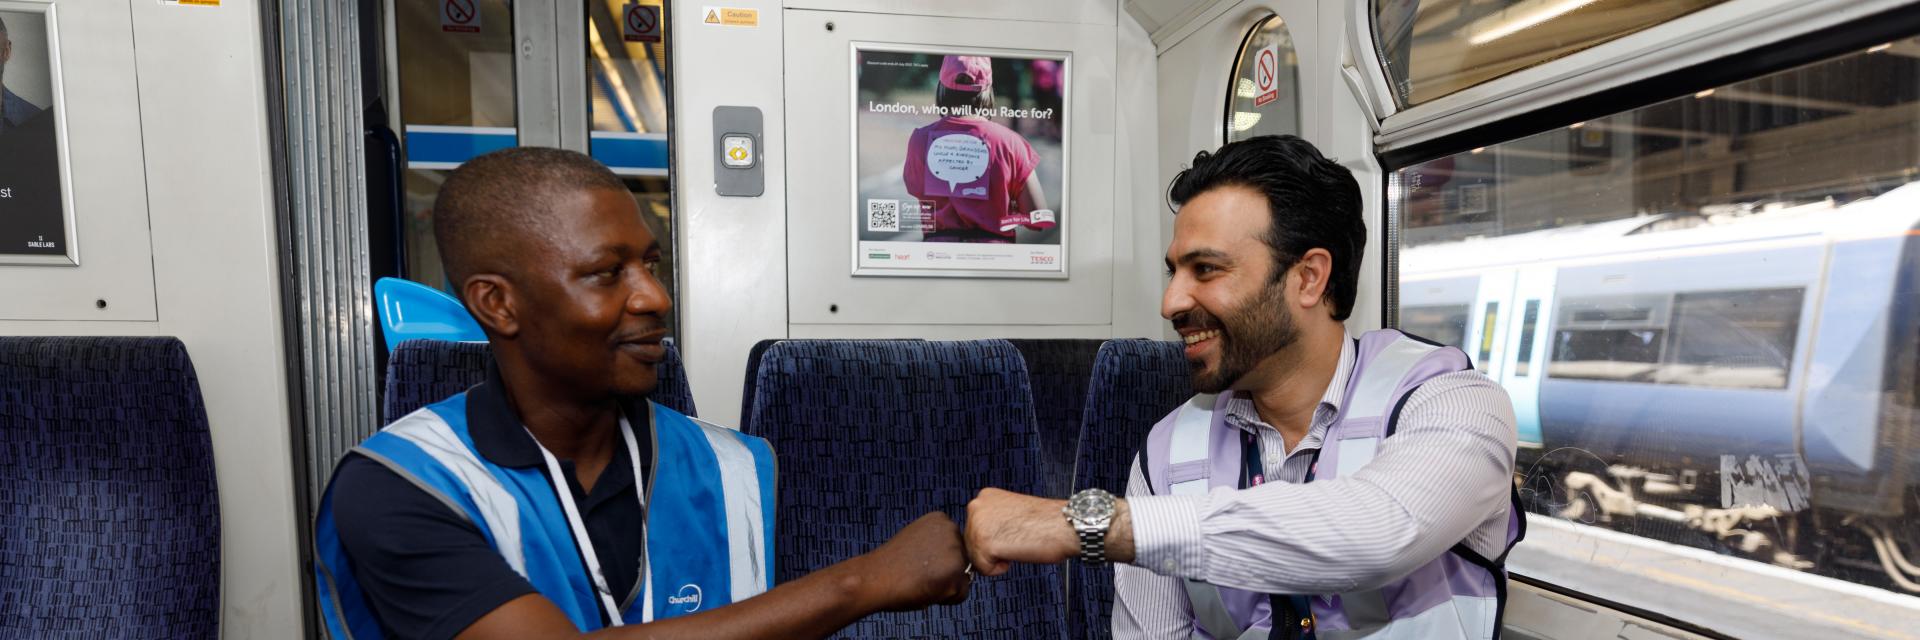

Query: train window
[[1391, 33, 1920, 624], [1663, 288, 1802, 389], [587, 0, 677, 333], [1401, 303, 1470, 350], [1223, 15, 1300, 142], [395, 0, 518, 289], [1513, 299, 1540, 376], [1371, 0, 1727, 107]]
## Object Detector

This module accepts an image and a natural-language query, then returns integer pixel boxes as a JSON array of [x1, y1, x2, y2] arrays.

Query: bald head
[[432, 147, 630, 290]]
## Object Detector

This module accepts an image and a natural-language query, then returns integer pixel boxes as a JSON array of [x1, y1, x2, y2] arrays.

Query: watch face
[[1068, 490, 1114, 522]]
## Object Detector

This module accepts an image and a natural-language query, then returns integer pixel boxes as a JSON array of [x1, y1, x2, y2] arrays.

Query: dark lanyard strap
[[1240, 428, 1314, 640]]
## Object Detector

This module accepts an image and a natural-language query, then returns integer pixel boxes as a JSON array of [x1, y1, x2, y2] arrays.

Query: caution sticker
[[159, 0, 222, 6], [702, 6, 758, 27]]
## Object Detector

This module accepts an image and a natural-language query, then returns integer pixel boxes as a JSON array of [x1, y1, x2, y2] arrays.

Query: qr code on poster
[[867, 199, 900, 232]]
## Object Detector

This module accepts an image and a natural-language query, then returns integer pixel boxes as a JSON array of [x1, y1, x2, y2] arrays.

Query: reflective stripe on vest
[[1150, 330, 1511, 640], [312, 396, 777, 638]]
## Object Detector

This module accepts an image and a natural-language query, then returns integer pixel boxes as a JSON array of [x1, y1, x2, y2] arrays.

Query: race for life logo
[[668, 583, 703, 613]]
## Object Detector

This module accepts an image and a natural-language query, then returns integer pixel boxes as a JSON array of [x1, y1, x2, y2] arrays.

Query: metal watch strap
[[1078, 525, 1107, 565]]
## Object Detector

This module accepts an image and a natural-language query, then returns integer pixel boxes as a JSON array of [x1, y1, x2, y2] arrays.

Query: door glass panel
[[396, 0, 518, 289], [1391, 34, 1920, 628], [1514, 299, 1540, 376], [587, 0, 675, 333], [1224, 15, 1300, 142], [1372, 0, 1728, 108]]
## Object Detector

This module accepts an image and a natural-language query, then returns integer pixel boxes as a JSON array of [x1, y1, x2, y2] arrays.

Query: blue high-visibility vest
[[313, 395, 777, 638]]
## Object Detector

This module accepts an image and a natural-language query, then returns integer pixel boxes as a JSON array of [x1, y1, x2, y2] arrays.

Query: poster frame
[[847, 40, 1072, 279], [0, 1, 76, 267]]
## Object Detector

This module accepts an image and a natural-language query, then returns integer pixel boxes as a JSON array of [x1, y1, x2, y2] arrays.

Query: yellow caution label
[[728, 146, 749, 161], [702, 6, 758, 27], [179, 0, 221, 5]]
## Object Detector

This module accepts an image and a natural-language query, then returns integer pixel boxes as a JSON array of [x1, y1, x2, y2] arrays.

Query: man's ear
[[463, 274, 520, 338], [1290, 248, 1335, 313]]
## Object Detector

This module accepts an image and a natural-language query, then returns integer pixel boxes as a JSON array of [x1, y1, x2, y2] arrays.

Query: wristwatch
[[1063, 488, 1117, 565]]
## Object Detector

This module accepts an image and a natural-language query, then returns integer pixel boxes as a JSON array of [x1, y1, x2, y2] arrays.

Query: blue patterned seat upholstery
[[1006, 339, 1106, 498], [747, 339, 1064, 639], [1070, 339, 1191, 640], [737, 338, 782, 434], [381, 337, 697, 423], [0, 336, 220, 638]]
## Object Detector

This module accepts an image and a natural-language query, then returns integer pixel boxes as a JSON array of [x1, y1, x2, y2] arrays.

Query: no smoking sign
[[441, 0, 480, 33], [1253, 44, 1280, 107], [624, 3, 662, 43]]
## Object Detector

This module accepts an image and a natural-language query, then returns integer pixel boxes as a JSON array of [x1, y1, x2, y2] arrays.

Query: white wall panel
[[0, 1, 155, 321], [672, 0, 791, 427], [0, 0, 304, 634]]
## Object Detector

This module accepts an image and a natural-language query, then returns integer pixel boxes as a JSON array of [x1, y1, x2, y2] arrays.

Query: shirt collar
[[466, 360, 651, 469], [1222, 333, 1358, 434]]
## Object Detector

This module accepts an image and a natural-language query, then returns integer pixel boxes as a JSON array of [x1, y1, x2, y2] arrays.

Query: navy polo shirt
[[330, 365, 655, 639]]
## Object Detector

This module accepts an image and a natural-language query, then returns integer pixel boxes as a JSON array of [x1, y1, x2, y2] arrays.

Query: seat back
[[1006, 339, 1106, 498], [737, 338, 782, 434], [381, 337, 698, 422], [1069, 339, 1191, 640], [0, 337, 221, 638], [748, 339, 1064, 639]]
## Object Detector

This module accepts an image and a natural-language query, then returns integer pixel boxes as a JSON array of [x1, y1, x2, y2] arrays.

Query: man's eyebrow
[[1172, 248, 1230, 265]]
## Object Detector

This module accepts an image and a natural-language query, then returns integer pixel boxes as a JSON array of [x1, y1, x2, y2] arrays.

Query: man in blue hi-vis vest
[[315, 147, 971, 639]]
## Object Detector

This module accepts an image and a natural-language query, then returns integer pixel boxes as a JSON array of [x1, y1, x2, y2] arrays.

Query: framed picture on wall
[[850, 43, 1070, 278], [0, 2, 74, 266]]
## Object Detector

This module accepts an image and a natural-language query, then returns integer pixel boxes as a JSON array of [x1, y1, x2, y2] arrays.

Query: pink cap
[[939, 56, 993, 92]]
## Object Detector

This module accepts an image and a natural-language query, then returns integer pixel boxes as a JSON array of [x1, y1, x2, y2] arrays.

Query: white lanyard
[[527, 415, 648, 627]]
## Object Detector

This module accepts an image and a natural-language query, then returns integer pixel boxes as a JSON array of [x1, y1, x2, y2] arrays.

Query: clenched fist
[[853, 511, 973, 612]]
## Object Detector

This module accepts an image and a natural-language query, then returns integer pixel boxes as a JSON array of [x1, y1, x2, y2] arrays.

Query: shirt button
[[1266, 453, 1282, 467], [1162, 560, 1179, 573]]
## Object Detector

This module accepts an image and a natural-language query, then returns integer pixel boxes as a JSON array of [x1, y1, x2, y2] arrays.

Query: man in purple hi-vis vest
[[964, 135, 1523, 639]]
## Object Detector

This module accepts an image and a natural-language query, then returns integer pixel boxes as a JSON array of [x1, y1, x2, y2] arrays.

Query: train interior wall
[[0, 1, 304, 635]]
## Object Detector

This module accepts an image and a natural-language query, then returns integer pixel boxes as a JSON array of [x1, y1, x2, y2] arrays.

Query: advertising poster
[[853, 46, 1067, 276], [0, 7, 71, 265]]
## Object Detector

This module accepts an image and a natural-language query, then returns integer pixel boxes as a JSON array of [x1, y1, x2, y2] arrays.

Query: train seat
[[745, 339, 1065, 638], [1005, 339, 1107, 498], [1069, 339, 1191, 640], [0, 337, 221, 638], [737, 338, 783, 434], [381, 337, 698, 423]]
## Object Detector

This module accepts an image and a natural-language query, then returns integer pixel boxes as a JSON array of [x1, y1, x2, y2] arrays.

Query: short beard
[[1184, 281, 1299, 394]]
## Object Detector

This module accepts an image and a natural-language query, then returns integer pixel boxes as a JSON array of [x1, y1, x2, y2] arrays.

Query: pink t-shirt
[[902, 117, 1039, 239]]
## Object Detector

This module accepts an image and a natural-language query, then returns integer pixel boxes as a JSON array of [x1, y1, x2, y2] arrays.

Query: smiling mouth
[[1183, 329, 1221, 345]]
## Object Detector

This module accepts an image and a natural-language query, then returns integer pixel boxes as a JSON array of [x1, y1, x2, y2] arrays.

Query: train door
[[381, 0, 675, 328], [1465, 269, 1516, 379], [1500, 266, 1554, 448]]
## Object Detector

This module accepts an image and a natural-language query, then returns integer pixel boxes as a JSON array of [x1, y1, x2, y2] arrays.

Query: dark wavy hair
[[1167, 135, 1366, 320]]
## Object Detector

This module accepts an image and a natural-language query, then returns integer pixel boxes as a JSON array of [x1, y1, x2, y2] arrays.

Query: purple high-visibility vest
[[1142, 330, 1524, 640]]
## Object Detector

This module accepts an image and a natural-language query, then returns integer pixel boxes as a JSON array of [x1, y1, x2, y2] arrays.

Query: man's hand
[[964, 488, 1134, 576], [847, 511, 973, 612]]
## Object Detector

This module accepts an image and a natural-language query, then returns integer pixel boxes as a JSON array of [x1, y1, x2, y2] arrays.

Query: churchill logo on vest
[[668, 583, 703, 612]]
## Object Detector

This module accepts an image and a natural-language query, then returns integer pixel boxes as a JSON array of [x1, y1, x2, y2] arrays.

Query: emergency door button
[[722, 134, 756, 168]]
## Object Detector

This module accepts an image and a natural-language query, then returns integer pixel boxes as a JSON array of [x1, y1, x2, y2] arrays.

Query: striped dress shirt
[[1113, 334, 1518, 638]]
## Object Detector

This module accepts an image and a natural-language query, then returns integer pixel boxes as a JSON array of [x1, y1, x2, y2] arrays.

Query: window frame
[[1375, 3, 1920, 631]]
